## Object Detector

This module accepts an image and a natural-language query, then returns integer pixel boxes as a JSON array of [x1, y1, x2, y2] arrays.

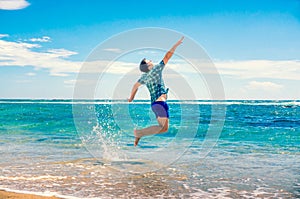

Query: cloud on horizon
[[245, 81, 283, 91], [1, 35, 300, 84], [0, 0, 30, 10], [215, 60, 300, 81]]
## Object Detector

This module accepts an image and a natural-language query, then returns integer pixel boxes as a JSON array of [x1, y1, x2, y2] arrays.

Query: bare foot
[[134, 129, 141, 147]]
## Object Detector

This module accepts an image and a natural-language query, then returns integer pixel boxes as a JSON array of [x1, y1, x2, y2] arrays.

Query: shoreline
[[0, 190, 60, 199]]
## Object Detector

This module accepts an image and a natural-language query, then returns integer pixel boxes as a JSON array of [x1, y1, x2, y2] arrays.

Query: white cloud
[[137, 50, 161, 55], [103, 48, 122, 53], [26, 72, 36, 76], [1, 34, 299, 87], [245, 81, 283, 91], [29, 36, 51, 43], [238, 81, 286, 100], [0, 36, 138, 77], [215, 60, 300, 81], [64, 79, 76, 88], [0, 37, 81, 76], [0, 0, 30, 10], [47, 49, 78, 58], [77, 59, 141, 75]]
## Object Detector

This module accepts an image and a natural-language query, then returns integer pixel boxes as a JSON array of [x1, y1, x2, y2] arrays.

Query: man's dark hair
[[139, 58, 150, 73]]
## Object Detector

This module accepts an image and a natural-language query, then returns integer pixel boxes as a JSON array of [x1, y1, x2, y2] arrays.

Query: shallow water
[[0, 100, 299, 198]]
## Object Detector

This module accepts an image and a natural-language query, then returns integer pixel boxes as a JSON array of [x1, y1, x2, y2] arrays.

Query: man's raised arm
[[163, 36, 184, 65]]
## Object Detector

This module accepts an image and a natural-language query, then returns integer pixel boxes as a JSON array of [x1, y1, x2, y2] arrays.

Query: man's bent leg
[[134, 117, 169, 146]]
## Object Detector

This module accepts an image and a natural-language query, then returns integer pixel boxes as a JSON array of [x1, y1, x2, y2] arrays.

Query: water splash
[[91, 123, 127, 161]]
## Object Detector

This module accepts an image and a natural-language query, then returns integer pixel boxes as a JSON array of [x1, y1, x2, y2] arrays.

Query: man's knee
[[160, 122, 169, 132], [158, 117, 169, 133]]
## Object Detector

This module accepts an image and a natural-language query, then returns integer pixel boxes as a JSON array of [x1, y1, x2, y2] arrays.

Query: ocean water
[[0, 99, 299, 199]]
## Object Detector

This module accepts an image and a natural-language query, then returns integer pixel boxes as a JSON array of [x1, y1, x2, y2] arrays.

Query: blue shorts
[[151, 101, 169, 118]]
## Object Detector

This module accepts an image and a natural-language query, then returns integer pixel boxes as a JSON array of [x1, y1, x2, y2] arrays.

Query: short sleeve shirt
[[138, 60, 168, 103]]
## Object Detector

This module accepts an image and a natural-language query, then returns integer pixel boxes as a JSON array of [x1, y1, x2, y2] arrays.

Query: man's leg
[[134, 117, 169, 146]]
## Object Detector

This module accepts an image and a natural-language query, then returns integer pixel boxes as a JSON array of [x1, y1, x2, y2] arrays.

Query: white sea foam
[[0, 187, 83, 199], [0, 175, 67, 181], [189, 186, 292, 199], [0, 99, 299, 105]]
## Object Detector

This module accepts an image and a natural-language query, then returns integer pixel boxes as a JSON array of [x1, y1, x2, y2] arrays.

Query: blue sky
[[0, 0, 299, 99]]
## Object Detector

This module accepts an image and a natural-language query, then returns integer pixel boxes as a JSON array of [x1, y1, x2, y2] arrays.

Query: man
[[128, 36, 184, 146]]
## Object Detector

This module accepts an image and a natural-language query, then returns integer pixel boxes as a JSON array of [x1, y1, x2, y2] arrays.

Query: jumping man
[[128, 36, 184, 146]]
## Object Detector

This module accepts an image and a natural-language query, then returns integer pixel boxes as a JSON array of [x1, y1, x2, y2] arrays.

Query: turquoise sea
[[0, 99, 299, 198]]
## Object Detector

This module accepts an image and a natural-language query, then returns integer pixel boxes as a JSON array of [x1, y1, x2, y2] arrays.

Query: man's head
[[139, 58, 153, 73]]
